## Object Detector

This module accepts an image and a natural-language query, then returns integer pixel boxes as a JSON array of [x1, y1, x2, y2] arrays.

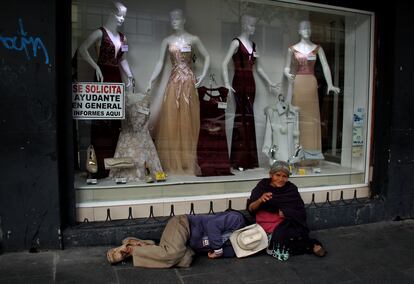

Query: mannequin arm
[[120, 59, 134, 88], [193, 36, 210, 88], [256, 54, 277, 93], [79, 29, 104, 82], [221, 40, 239, 92], [293, 107, 300, 145], [119, 36, 134, 89], [146, 38, 168, 93], [283, 47, 295, 83], [318, 47, 340, 95], [262, 108, 273, 158]]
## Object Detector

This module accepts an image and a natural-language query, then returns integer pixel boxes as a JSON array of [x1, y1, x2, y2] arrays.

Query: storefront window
[[71, 0, 374, 206]]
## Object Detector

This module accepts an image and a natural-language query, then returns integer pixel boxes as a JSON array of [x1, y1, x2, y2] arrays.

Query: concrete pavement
[[1, 220, 414, 283]]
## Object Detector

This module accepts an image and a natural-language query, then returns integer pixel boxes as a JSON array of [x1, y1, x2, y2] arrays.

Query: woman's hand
[[278, 210, 285, 218], [260, 192, 273, 203], [248, 192, 272, 212]]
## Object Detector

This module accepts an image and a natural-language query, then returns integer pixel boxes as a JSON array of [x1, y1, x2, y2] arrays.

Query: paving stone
[[1, 220, 414, 284]]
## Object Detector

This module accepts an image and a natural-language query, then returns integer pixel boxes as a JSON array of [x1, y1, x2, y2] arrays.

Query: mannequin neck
[[239, 32, 250, 42], [104, 16, 119, 34], [173, 28, 186, 37]]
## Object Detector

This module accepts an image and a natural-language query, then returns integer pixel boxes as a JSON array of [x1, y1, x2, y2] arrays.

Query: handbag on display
[[288, 145, 324, 163], [104, 157, 135, 169], [302, 150, 324, 160], [86, 145, 98, 174]]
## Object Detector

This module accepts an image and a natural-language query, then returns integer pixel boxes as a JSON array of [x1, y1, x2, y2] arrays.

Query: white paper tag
[[218, 102, 227, 109], [115, 177, 127, 184], [86, 178, 97, 184], [121, 44, 128, 52], [253, 51, 259, 58], [307, 55, 316, 61], [180, 45, 191, 52], [203, 94, 211, 101], [137, 105, 150, 115], [202, 237, 209, 247]]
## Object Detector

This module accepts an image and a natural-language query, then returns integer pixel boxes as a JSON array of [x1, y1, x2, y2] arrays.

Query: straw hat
[[230, 224, 268, 258]]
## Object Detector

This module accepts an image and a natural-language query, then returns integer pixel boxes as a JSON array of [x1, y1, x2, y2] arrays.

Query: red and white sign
[[72, 82, 125, 120]]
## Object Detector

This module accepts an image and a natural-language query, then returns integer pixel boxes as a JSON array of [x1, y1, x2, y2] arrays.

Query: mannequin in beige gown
[[146, 9, 210, 175], [284, 20, 340, 158]]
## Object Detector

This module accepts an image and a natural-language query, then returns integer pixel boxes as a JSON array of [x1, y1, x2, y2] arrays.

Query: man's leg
[[132, 215, 195, 268]]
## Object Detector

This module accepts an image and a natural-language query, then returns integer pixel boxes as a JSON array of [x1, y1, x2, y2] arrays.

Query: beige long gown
[[290, 45, 322, 153], [155, 43, 200, 174]]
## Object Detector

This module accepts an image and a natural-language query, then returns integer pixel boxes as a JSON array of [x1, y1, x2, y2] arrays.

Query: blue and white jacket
[[187, 211, 246, 257]]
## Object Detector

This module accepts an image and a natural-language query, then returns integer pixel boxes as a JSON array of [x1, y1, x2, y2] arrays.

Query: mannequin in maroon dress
[[222, 15, 276, 171], [197, 86, 232, 176], [79, 2, 134, 178]]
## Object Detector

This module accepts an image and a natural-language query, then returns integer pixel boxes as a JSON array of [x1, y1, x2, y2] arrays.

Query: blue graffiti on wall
[[0, 18, 49, 64]]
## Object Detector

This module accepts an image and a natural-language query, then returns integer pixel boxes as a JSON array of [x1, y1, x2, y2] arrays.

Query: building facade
[[0, 0, 413, 251]]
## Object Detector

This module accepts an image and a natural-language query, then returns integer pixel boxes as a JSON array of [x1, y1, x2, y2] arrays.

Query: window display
[[72, 0, 374, 208]]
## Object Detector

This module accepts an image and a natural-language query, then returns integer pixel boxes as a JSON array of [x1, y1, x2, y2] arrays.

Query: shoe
[[86, 145, 98, 174], [144, 162, 154, 183], [106, 244, 134, 264], [155, 171, 167, 182], [121, 237, 155, 246]]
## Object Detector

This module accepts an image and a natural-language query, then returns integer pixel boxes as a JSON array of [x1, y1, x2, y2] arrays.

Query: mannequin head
[[298, 20, 311, 39], [109, 2, 127, 27], [170, 9, 186, 31], [241, 15, 257, 36]]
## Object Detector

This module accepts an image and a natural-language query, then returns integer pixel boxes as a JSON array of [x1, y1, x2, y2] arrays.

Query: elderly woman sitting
[[247, 160, 326, 261]]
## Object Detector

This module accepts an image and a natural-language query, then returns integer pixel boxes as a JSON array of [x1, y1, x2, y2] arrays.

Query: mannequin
[[146, 9, 210, 175], [222, 15, 276, 171], [109, 94, 164, 182], [262, 94, 299, 165], [79, 2, 134, 86], [78, 1, 134, 178], [284, 20, 340, 157]]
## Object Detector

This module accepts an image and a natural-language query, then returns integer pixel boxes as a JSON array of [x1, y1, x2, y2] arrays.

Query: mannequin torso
[[78, 2, 134, 87]]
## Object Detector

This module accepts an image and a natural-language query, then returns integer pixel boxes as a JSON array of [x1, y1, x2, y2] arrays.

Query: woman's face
[[270, 171, 289, 188]]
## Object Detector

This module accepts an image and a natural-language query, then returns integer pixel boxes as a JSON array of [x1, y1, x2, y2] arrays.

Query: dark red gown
[[230, 38, 259, 169], [196, 87, 233, 176], [90, 27, 125, 178]]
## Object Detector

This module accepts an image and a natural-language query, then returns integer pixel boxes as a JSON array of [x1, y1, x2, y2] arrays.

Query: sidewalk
[[1, 220, 414, 283]]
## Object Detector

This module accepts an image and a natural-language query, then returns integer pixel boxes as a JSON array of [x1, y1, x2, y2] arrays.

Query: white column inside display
[[341, 15, 371, 171]]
